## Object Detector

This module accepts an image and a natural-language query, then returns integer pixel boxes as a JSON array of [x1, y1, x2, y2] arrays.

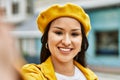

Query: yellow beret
[[37, 3, 91, 36]]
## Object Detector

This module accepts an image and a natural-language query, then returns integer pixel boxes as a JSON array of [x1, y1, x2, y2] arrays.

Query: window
[[26, 0, 34, 14], [12, 2, 19, 14], [95, 31, 118, 56]]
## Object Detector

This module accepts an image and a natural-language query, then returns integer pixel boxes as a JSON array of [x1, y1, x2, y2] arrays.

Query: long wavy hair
[[40, 21, 89, 67]]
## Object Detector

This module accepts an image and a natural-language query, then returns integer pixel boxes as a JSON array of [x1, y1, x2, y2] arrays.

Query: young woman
[[22, 3, 98, 80]]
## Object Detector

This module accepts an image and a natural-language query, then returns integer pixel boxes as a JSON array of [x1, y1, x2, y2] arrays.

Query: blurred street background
[[0, 0, 120, 79], [96, 72, 120, 80]]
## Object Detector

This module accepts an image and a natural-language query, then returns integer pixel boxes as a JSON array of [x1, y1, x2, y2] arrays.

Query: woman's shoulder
[[22, 63, 40, 69], [74, 61, 98, 80], [85, 68, 98, 80], [22, 63, 41, 73], [21, 63, 46, 80]]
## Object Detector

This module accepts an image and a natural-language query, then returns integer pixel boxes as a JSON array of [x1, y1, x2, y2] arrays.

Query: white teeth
[[59, 48, 71, 52]]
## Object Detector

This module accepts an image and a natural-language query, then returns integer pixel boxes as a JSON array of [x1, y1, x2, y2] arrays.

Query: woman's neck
[[51, 57, 75, 76]]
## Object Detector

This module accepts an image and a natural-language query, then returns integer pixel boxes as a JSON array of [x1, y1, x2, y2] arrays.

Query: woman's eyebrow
[[71, 29, 81, 31], [53, 27, 64, 30], [53, 26, 81, 31]]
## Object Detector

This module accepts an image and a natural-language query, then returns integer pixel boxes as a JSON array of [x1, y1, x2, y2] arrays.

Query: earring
[[45, 43, 48, 49]]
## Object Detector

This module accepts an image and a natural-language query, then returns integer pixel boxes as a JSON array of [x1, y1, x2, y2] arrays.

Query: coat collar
[[74, 61, 98, 80], [39, 56, 98, 80]]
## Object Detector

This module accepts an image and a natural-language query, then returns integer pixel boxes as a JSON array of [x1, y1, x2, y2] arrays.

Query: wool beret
[[37, 3, 91, 36]]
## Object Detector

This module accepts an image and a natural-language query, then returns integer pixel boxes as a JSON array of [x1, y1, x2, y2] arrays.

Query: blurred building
[[0, 0, 39, 63], [85, 1, 120, 73], [0, 0, 34, 23], [13, 14, 41, 63], [1, 0, 120, 72]]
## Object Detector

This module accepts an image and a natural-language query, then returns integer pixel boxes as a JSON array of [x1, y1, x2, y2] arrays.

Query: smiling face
[[48, 17, 82, 63]]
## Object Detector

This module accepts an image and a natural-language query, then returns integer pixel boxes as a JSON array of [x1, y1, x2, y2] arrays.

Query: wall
[[86, 6, 120, 67]]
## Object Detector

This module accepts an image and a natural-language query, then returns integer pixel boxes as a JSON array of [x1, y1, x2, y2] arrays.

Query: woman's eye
[[71, 33, 80, 37], [54, 31, 63, 35]]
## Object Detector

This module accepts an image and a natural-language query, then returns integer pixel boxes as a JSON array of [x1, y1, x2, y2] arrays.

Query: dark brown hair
[[40, 21, 89, 67]]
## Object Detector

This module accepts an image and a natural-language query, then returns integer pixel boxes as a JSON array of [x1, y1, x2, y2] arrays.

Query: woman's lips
[[58, 47, 73, 54]]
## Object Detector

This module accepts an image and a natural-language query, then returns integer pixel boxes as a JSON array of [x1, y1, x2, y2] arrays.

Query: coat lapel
[[40, 57, 57, 80]]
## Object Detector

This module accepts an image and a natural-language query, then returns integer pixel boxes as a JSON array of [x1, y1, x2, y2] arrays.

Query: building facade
[[86, 4, 120, 68]]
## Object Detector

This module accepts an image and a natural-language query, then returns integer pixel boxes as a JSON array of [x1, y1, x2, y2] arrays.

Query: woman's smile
[[58, 47, 73, 54]]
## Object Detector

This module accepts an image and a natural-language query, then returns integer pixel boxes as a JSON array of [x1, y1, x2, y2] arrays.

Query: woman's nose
[[62, 34, 71, 46]]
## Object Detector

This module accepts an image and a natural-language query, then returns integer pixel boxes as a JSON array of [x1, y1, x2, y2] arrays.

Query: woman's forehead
[[50, 17, 81, 29]]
